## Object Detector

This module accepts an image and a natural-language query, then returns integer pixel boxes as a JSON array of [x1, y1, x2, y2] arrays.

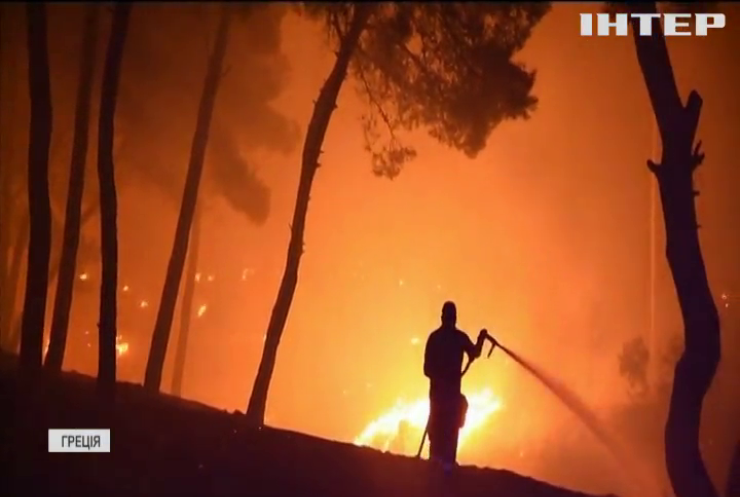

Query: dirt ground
[[0, 352, 612, 497]]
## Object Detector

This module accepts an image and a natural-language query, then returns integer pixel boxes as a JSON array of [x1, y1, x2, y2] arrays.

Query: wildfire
[[354, 388, 502, 456]]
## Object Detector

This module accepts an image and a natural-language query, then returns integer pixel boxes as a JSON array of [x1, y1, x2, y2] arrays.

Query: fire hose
[[415, 330, 498, 459]]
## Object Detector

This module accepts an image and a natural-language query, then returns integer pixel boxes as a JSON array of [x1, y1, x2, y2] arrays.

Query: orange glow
[[42, 336, 129, 358], [116, 335, 130, 358], [197, 304, 207, 318], [354, 389, 502, 456]]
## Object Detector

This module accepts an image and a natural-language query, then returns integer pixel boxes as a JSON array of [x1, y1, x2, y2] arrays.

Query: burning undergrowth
[[354, 388, 503, 457]]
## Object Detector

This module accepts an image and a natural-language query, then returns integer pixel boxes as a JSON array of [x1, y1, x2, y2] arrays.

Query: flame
[[79, 272, 88, 281], [354, 388, 502, 455], [197, 304, 207, 318], [139, 300, 149, 309], [116, 335, 129, 357]]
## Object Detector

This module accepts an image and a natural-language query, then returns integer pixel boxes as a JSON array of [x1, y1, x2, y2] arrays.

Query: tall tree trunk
[[96, 3, 131, 396], [629, 5, 720, 497], [245, 5, 372, 426], [170, 206, 201, 397], [144, 7, 231, 392], [45, 5, 100, 373], [19, 3, 52, 376]]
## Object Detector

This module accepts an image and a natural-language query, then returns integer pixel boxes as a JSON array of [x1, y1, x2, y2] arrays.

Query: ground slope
[[0, 353, 614, 497]]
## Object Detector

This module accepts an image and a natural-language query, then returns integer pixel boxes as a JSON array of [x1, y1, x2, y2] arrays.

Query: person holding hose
[[423, 301, 496, 470]]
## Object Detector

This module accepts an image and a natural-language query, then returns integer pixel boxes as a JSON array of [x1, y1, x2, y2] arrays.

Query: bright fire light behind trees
[[353, 388, 502, 456], [44, 335, 130, 359]]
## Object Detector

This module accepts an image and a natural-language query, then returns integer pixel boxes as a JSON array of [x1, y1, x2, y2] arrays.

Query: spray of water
[[497, 343, 665, 497]]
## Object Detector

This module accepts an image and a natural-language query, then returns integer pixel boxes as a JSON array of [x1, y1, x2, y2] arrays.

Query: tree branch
[[353, 50, 397, 140]]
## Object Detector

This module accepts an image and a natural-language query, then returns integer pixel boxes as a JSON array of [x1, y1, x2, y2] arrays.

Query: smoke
[[113, 3, 300, 223], [207, 128, 270, 225], [6, 4, 301, 224]]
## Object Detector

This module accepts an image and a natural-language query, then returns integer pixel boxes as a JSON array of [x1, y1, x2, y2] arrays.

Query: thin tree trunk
[[171, 206, 201, 397], [629, 5, 720, 497], [19, 3, 53, 376], [45, 4, 100, 373], [245, 5, 372, 426], [96, 3, 132, 396], [144, 6, 231, 392]]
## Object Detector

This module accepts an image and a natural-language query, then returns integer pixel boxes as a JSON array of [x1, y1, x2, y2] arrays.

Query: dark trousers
[[428, 394, 461, 465]]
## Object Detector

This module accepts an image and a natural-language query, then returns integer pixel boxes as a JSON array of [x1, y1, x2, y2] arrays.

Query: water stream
[[497, 343, 666, 497]]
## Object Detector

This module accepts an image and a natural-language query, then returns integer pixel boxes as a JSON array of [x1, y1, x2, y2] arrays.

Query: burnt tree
[[245, 4, 372, 425], [629, 4, 721, 497], [19, 3, 53, 376]]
